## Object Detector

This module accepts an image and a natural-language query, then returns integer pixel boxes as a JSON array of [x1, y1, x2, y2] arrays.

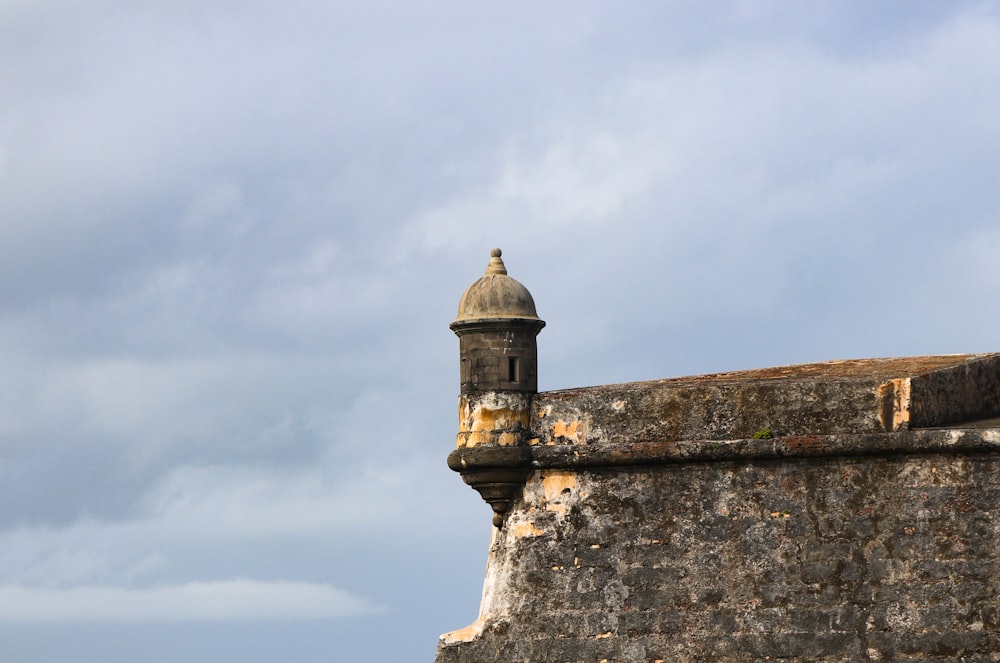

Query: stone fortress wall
[[436, 250, 1000, 662]]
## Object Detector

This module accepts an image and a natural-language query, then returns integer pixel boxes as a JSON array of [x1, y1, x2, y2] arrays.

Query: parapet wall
[[436, 355, 1000, 662], [531, 354, 1000, 443]]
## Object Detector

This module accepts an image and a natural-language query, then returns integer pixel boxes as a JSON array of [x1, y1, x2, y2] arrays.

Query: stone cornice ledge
[[450, 428, 1000, 475], [531, 428, 1000, 467]]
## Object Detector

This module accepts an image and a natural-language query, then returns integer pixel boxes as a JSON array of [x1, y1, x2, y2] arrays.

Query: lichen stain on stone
[[878, 377, 911, 432], [455, 431, 490, 448], [510, 520, 545, 538], [541, 471, 578, 515], [458, 392, 530, 431], [456, 393, 532, 447], [440, 618, 486, 644], [552, 419, 586, 443], [466, 406, 525, 433], [495, 431, 520, 445]]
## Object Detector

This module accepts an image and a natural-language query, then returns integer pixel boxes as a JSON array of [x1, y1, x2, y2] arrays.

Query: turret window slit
[[508, 356, 520, 383]]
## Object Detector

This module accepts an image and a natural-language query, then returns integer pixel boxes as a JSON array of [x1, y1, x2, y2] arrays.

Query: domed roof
[[453, 248, 541, 323]]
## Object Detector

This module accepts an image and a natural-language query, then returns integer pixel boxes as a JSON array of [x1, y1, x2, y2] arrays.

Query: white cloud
[[0, 449, 463, 588], [401, 9, 1000, 272], [0, 580, 379, 622], [403, 130, 656, 255], [139, 462, 411, 539]]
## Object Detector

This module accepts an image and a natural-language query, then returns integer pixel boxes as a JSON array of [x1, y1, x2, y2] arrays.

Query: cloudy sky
[[2, 1, 1000, 660]]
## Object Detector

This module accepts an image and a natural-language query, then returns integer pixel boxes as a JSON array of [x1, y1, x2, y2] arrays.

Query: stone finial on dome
[[485, 248, 507, 275]]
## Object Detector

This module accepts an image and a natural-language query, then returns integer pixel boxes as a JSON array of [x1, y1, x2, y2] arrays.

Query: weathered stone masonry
[[436, 250, 1000, 662]]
